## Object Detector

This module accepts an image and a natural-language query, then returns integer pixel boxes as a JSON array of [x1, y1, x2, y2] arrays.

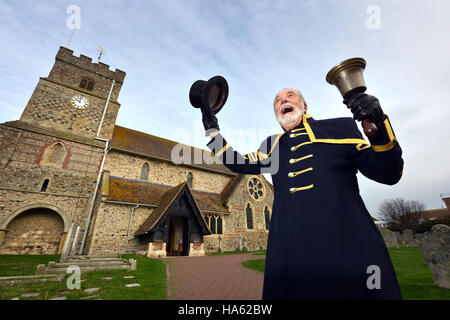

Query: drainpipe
[[96, 79, 115, 137], [125, 204, 139, 254], [78, 137, 110, 255], [78, 78, 115, 255]]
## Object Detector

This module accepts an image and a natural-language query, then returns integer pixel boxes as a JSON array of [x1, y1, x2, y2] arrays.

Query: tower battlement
[[55, 46, 126, 83], [21, 46, 125, 140]]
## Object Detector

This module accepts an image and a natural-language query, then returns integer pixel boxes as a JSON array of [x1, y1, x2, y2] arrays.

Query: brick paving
[[161, 254, 264, 300]]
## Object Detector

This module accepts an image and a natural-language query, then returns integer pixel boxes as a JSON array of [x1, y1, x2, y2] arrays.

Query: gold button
[[290, 147, 295, 151], [289, 134, 294, 138], [288, 172, 294, 177], [289, 188, 295, 193], [289, 159, 294, 164]]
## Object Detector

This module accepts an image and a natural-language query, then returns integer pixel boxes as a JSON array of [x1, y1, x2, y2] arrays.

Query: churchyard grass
[[0, 254, 60, 277], [388, 246, 450, 300], [241, 246, 450, 300], [0, 254, 166, 300]]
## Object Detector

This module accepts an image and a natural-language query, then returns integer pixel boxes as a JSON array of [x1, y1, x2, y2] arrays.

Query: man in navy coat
[[202, 88, 403, 300]]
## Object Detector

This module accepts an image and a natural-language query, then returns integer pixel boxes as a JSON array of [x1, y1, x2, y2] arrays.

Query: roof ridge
[[113, 124, 215, 154], [109, 175, 173, 188]]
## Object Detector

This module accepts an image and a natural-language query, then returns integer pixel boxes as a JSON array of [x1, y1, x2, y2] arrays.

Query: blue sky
[[1, 0, 449, 218]]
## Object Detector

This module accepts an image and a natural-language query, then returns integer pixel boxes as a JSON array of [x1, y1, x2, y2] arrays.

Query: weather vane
[[97, 46, 105, 63]]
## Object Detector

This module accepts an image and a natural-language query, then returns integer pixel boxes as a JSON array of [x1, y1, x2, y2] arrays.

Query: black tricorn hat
[[189, 75, 229, 114]]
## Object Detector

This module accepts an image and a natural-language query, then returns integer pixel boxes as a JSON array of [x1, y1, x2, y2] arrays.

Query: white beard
[[276, 103, 303, 125]]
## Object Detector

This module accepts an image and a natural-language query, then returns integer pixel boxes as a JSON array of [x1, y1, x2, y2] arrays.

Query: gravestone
[[129, 259, 137, 271], [379, 228, 399, 249], [400, 229, 419, 246], [394, 231, 401, 243], [238, 233, 248, 251], [415, 233, 424, 243], [420, 224, 450, 290]]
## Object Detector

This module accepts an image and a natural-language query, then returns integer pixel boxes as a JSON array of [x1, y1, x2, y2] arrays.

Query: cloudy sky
[[1, 0, 449, 218]]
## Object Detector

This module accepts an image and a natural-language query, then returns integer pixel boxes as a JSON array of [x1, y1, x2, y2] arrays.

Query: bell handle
[[362, 118, 378, 138], [343, 88, 378, 139]]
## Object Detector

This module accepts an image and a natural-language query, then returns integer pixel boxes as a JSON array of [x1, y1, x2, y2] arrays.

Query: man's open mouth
[[281, 104, 294, 115]]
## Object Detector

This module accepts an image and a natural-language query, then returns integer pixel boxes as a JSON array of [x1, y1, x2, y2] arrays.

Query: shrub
[[416, 218, 450, 234]]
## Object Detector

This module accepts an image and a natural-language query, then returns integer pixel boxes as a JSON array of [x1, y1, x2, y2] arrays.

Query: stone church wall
[[222, 175, 274, 233], [104, 150, 231, 194], [0, 124, 104, 255], [0, 208, 65, 255], [88, 201, 153, 255], [20, 78, 121, 140], [203, 174, 274, 253]]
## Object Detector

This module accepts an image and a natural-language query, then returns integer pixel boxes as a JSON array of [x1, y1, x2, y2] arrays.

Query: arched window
[[41, 179, 49, 192], [140, 163, 149, 181], [48, 143, 64, 163], [42, 142, 65, 167], [217, 216, 223, 234], [187, 172, 193, 188], [79, 78, 94, 91], [203, 214, 210, 231], [86, 81, 94, 91], [264, 206, 271, 230], [246, 203, 253, 230], [210, 216, 216, 234], [79, 79, 87, 89]]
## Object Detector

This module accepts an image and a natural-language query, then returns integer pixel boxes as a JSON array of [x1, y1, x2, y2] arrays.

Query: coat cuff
[[369, 115, 398, 152], [206, 133, 230, 158]]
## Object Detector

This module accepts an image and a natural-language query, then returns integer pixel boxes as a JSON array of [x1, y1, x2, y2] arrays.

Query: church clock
[[69, 94, 91, 110]]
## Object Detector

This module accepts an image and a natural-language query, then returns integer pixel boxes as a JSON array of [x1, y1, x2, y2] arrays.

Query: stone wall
[[104, 150, 231, 194], [222, 174, 274, 235], [239, 230, 269, 251], [203, 235, 221, 253], [0, 126, 102, 193], [0, 123, 105, 255], [0, 208, 65, 254], [48, 58, 124, 101], [204, 174, 274, 253], [20, 78, 121, 140], [88, 201, 153, 255]]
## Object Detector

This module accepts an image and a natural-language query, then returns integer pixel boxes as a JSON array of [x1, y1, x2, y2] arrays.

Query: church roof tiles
[[110, 125, 235, 175], [108, 176, 230, 214]]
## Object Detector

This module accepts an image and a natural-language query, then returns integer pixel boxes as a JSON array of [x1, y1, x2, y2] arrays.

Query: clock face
[[69, 94, 91, 110]]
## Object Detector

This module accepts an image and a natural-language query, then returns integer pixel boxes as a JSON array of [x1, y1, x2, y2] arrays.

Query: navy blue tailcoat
[[207, 113, 404, 300]]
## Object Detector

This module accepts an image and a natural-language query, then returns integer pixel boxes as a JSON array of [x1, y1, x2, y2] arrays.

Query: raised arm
[[350, 115, 404, 185], [206, 132, 274, 175]]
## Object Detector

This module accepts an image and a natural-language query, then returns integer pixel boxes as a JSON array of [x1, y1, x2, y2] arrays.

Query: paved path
[[161, 254, 264, 300]]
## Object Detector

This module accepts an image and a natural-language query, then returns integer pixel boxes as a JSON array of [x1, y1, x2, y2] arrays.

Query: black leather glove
[[201, 107, 220, 133], [343, 92, 385, 123]]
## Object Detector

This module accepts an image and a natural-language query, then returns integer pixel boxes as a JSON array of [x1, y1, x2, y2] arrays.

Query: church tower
[[20, 46, 126, 140]]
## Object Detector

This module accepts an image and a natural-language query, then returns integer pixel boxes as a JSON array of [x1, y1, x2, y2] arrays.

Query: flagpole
[[67, 28, 76, 48]]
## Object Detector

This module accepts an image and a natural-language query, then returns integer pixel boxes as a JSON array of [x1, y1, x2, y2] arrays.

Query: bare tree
[[378, 198, 426, 232]]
